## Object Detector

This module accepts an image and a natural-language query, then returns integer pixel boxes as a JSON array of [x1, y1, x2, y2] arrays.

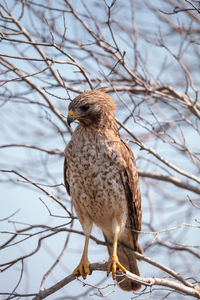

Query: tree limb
[[32, 262, 200, 300]]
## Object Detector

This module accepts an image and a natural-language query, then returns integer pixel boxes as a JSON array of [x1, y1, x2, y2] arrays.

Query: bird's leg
[[73, 234, 91, 280], [107, 230, 126, 279]]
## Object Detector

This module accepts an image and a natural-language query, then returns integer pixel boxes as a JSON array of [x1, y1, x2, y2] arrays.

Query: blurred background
[[0, 0, 200, 299]]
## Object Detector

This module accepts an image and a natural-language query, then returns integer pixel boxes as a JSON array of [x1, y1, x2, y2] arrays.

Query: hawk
[[64, 90, 142, 291]]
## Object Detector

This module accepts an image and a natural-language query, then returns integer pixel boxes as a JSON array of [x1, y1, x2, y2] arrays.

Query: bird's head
[[67, 90, 116, 127]]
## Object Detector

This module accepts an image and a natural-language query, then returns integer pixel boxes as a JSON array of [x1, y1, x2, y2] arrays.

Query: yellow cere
[[68, 109, 75, 117]]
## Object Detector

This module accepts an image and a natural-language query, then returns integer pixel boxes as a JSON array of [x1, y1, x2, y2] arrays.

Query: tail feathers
[[104, 233, 142, 292], [116, 247, 141, 291]]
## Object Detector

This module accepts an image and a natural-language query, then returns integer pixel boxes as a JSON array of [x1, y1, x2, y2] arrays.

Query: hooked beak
[[67, 116, 75, 127], [67, 109, 75, 127]]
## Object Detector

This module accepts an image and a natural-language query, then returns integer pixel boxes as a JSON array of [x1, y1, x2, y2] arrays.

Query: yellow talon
[[107, 254, 126, 279], [73, 234, 91, 280], [73, 256, 91, 279], [107, 229, 126, 280]]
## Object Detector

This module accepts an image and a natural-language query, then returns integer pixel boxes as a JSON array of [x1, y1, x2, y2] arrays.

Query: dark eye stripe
[[80, 104, 89, 112]]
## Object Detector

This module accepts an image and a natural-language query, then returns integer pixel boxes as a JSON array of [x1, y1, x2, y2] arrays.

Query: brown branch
[[138, 170, 200, 195], [32, 262, 200, 300], [1, 225, 193, 289], [39, 225, 73, 291], [0, 144, 63, 155], [0, 169, 72, 217], [0, 57, 71, 132], [64, 0, 144, 86], [5, 9, 64, 87], [116, 121, 200, 185]]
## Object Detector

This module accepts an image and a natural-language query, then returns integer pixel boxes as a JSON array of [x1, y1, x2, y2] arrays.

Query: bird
[[64, 89, 142, 291]]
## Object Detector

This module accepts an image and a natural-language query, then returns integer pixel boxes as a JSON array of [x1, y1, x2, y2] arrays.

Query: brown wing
[[120, 140, 142, 252], [104, 140, 142, 291], [63, 157, 70, 195]]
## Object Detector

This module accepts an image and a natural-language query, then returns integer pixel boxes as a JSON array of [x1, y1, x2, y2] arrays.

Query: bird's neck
[[75, 114, 120, 144]]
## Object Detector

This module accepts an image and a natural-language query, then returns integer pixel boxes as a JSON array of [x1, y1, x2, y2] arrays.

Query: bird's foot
[[107, 254, 126, 280], [73, 256, 91, 280]]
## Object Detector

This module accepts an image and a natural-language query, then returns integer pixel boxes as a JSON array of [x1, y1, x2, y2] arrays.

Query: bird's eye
[[80, 104, 89, 112]]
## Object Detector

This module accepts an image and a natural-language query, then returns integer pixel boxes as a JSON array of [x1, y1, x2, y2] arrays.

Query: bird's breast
[[70, 141, 122, 177], [67, 142, 128, 231]]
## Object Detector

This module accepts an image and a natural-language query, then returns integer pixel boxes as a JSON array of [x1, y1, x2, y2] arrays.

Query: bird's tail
[[116, 245, 141, 291], [104, 233, 142, 292]]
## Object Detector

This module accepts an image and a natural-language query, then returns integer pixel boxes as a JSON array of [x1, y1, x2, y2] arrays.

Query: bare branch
[[32, 261, 200, 300]]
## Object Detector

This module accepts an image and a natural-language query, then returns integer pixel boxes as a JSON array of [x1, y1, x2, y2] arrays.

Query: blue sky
[[0, 1, 199, 299]]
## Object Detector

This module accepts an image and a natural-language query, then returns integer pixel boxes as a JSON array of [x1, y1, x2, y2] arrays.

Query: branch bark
[[32, 262, 200, 300]]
